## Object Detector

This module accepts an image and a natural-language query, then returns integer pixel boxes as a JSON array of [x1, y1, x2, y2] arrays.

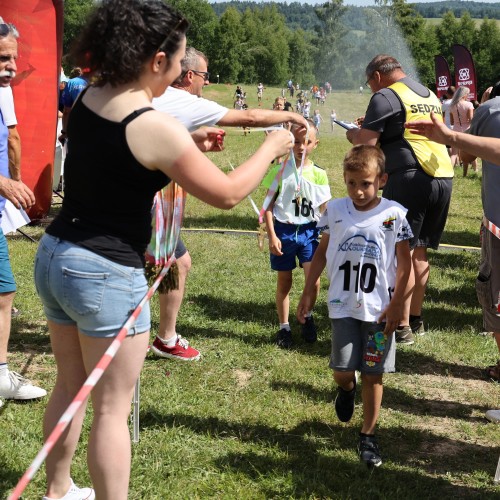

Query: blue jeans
[[34, 234, 150, 337]]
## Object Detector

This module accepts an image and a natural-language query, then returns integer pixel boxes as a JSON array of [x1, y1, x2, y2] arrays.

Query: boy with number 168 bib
[[263, 121, 331, 349], [297, 145, 412, 467]]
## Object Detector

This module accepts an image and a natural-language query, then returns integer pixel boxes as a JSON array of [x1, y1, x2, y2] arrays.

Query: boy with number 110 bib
[[263, 121, 331, 349], [297, 145, 412, 467]]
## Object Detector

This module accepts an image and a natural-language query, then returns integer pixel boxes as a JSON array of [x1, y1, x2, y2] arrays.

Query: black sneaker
[[395, 326, 415, 345], [301, 316, 317, 343], [410, 318, 425, 336], [358, 434, 382, 468], [276, 328, 292, 349], [334, 378, 356, 422]]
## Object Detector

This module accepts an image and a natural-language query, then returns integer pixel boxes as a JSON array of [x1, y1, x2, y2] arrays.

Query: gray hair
[[173, 47, 208, 86], [365, 55, 402, 79], [0, 17, 19, 38], [450, 86, 470, 108]]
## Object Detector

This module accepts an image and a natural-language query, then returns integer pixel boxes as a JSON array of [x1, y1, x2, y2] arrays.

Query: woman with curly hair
[[35, 1, 292, 498]]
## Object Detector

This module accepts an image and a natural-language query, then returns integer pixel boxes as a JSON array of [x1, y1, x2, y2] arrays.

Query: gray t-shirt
[[362, 77, 431, 175], [467, 97, 500, 227]]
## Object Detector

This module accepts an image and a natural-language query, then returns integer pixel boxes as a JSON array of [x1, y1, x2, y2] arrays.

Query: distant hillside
[[413, 1, 500, 19], [210, 1, 500, 30], [210, 1, 321, 31]]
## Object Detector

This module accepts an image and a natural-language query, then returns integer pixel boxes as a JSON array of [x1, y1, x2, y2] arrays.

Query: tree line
[[62, 0, 500, 94]]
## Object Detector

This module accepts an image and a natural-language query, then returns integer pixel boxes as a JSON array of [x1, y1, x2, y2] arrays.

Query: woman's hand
[[191, 127, 226, 152], [263, 129, 294, 158]]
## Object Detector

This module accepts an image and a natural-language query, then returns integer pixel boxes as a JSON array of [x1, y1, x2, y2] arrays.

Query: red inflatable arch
[[0, 0, 63, 220]]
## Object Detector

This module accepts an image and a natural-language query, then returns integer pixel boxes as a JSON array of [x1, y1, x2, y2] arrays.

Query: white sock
[[304, 311, 312, 318], [158, 335, 178, 348], [0, 363, 8, 377], [279, 323, 290, 331]]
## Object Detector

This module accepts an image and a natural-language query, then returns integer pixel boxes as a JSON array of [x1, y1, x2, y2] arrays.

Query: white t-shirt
[[263, 158, 331, 225], [441, 98, 453, 129], [319, 197, 412, 321], [152, 86, 228, 132], [0, 87, 17, 126], [303, 101, 311, 118]]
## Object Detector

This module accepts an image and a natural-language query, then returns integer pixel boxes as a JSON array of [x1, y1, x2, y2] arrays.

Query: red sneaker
[[151, 335, 201, 361]]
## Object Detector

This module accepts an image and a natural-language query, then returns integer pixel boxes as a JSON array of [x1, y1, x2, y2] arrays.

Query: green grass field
[[1, 87, 499, 499]]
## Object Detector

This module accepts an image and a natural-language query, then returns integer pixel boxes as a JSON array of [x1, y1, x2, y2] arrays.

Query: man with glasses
[[151, 47, 308, 361], [346, 54, 453, 346], [0, 18, 46, 405]]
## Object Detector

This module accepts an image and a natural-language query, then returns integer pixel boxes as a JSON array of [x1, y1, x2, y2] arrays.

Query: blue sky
[[210, 0, 500, 5]]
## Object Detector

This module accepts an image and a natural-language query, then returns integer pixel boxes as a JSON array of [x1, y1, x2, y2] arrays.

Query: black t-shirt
[[362, 77, 431, 174], [47, 91, 170, 267]]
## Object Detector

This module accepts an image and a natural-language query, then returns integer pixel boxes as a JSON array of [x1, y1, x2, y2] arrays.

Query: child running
[[263, 121, 332, 348], [297, 145, 412, 467]]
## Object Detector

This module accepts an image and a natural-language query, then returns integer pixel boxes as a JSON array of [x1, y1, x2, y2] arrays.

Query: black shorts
[[174, 238, 187, 259], [383, 169, 452, 250]]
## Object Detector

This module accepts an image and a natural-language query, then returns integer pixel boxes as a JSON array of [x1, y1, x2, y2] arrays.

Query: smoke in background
[[322, 7, 419, 89]]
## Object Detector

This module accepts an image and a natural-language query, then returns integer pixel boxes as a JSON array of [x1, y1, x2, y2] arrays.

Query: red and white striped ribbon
[[483, 215, 500, 240]]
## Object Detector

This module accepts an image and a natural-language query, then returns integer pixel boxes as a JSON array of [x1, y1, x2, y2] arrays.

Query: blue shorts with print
[[0, 231, 16, 293], [34, 234, 150, 338], [270, 220, 319, 271]]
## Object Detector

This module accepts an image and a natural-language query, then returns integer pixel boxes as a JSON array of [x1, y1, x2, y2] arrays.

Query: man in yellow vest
[[346, 54, 454, 345]]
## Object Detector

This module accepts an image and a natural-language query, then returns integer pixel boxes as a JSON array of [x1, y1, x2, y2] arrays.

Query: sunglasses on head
[[0, 24, 11, 37], [156, 18, 187, 53]]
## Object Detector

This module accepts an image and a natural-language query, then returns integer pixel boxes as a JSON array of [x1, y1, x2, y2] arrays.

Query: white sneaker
[[0, 370, 47, 400], [485, 409, 500, 423], [42, 479, 95, 500]]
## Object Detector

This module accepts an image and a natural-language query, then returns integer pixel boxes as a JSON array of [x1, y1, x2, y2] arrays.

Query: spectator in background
[[449, 86, 474, 176], [283, 97, 294, 112], [441, 86, 455, 129], [257, 82, 264, 104], [58, 77, 68, 114], [302, 97, 311, 119], [330, 109, 337, 132], [312, 109, 323, 135], [59, 67, 88, 144], [272, 96, 284, 111], [441, 86, 456, 164]]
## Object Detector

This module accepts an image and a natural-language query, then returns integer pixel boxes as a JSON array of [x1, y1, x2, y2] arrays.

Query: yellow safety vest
[[388, 81, 454, 178]]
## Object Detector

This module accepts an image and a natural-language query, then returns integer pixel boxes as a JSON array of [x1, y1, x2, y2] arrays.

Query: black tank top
[[47, 89, 170, 267]]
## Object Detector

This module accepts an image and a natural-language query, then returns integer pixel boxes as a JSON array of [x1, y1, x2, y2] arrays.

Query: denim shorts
[[329, 317, 396, 374], [34, 234, 150, 337], [270, 220, 319, 271], [0, 231, 16, 293]]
